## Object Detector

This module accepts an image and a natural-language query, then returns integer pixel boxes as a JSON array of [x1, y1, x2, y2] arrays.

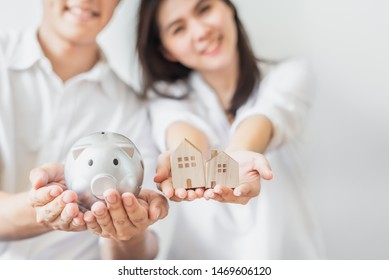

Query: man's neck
[[37, 27, 100, 82]]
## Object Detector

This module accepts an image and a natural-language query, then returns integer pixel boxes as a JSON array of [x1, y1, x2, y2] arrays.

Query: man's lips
[[65, 6, 100, 21]]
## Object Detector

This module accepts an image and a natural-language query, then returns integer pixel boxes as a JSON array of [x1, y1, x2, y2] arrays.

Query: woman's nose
[[189, 19, 211, 41]]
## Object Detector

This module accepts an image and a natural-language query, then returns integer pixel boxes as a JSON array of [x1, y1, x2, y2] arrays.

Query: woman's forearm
[[227, 115, 273, 154], [166, 121, 210, 156]]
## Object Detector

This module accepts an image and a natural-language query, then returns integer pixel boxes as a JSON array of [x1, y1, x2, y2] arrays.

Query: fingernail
[[63, 192, 74, 203], [155, 208, 161, 220], [178, 192, 186, 199], [123, 196, 133, 207], [72, 219, 83, 226], [94, 208, 105, 216], [30, 174, 39, 187], [66, 206, 75, 216], [214, 187, 221, 194], [105, 194, 117, 204], [235, 190, 242, 196], [209, 192, 215, 199], [84, 211, 93, 222], [50, 187, 61, 197]]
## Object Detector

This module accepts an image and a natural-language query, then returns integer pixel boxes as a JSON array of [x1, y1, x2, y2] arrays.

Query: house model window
[[178, 156, 197, 169], [217, 163, 227, 173]]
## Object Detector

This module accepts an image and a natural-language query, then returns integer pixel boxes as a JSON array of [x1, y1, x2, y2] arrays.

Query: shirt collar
[[189, 71, 220, 107], [7, 28, 120, 98], [8, 28, 111, 78], [189, 71, 231, 126], [7, 28, 43, 70]]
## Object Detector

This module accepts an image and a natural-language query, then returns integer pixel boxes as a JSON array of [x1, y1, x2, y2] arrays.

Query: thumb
[[154, 151, 171, 183], [253, 156, 273, 180]]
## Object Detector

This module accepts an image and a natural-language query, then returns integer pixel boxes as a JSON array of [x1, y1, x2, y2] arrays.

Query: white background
[[0, 0, 388, 259]]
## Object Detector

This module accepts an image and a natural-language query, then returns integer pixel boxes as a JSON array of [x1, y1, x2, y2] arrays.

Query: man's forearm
[[0, 191, 50, 240], [100, 230, 158, 260]]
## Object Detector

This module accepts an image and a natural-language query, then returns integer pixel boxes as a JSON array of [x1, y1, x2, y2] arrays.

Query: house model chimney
[[210, 150, 218, 159]]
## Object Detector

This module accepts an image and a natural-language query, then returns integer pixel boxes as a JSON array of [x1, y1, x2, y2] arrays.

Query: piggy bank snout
[[91, 174, 118, 199]]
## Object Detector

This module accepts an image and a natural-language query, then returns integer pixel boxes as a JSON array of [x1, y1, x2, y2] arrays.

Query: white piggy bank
[[64, 132, 144, 209]]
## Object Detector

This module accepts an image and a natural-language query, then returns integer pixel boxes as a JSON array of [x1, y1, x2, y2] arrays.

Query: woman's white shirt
[[149, 59, 325, 259]]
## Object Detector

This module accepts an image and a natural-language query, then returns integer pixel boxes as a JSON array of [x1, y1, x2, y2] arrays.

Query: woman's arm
[[166, 121, 209, 156], [226, 115, 273, 154], [205, 60, 312, 203], [154, 121, 209, 201], [202, 116, 274, 204]]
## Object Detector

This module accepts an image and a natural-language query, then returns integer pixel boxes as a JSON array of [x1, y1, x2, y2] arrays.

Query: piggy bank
[[64, 132, 144, 210]]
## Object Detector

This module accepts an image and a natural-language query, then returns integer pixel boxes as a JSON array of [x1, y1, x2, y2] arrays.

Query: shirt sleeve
[[232, 58, 313, 151], [148, 95, 219, 152]]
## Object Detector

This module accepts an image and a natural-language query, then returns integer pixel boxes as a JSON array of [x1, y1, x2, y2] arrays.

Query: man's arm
[[0, 191, 51, 240], [30, 164, 86, 231], [100, 231, 158, 260], [84, 189, 168, 259]]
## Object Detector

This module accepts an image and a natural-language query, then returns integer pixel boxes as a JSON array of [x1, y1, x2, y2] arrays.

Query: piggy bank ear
[[118, 144, 134, 158], [71, 145, 87, 160]]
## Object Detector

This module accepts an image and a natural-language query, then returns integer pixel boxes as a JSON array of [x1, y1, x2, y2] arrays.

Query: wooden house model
[[205, 150, 239, 189], [170, 139, 205, 189]]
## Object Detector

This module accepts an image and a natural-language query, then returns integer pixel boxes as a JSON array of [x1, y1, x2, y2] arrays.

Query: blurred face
[[157, 0, 238, 74], [41, 0, 119, 44]]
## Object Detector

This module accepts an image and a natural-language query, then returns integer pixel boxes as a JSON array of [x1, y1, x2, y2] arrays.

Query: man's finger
[[104, 189, 132, 238], [122, 193, 148, 230], [29, 184, 63, 207], [30, 163, 65, 189], [147, 192, 169, 221], [91, 201, 116, 238], [84, 211, 102, 235], [55, 203, 79, 229], [36, 190, 77, 223], [69, 212, 86, 231]]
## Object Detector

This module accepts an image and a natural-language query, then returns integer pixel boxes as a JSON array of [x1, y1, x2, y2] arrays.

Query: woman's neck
[[200, 53, 239, 112], [37, 26, 100, 82]]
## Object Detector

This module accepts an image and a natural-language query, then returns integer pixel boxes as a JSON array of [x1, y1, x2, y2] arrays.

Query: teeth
[[68, 7, 95, 18], [204, 39, 219, 54]]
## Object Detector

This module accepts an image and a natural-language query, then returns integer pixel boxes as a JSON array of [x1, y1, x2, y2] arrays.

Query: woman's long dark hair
[[136, 0, 261, 116]]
